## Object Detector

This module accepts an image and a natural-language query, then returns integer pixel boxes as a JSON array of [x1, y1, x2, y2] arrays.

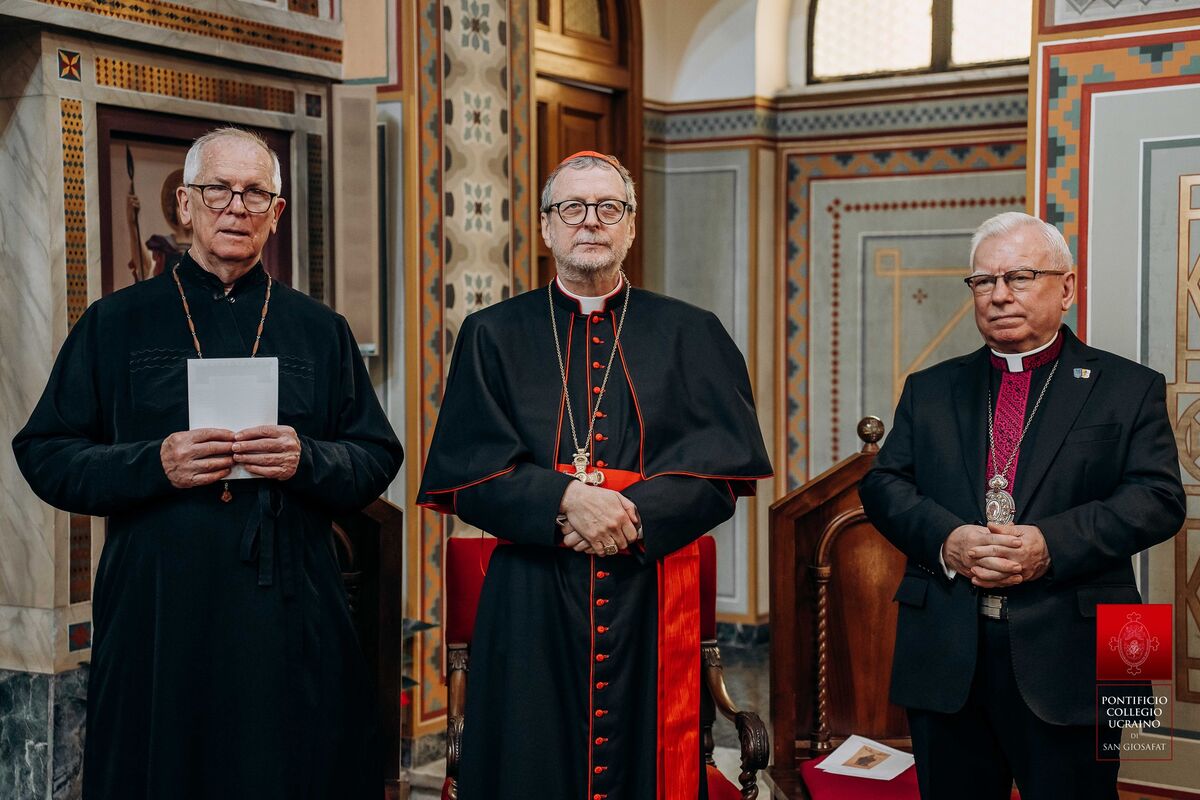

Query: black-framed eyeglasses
[[964, 269, 1067, 296], [543, 199, 631, 226], [187, 183, 278, 214]]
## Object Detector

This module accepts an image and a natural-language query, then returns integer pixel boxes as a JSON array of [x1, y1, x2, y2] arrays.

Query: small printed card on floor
[[815, 735, 915, 781]]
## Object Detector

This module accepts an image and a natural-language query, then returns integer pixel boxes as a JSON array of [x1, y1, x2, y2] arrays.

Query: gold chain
[[171, 265, 272, 359], [548, 272, 631, 461]]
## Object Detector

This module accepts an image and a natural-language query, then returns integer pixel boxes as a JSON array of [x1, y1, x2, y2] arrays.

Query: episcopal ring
[[603, 543, 618, 556]]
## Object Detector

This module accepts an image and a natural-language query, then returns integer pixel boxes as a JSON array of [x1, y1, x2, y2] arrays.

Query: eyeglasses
[[543, 200, 631, 226], [188, 184, 278, 214], [964, 269, 1067, 296]]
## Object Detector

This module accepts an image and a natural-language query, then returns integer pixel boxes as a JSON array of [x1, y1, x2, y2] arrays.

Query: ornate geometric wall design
[[32, 0, 342, 61], [57, 49, 81, 81], [1041, 0, 1200, 33], [784, 141, 1026, 489], [1036, 29, 1200, 341], [645, 92, 1027, 146], [306, 134, 325, 303], [415, 0, 448, 734], [95, 57, 296, 113], [68, 515, 91, 604], [60, 98, 87, 328], [289, 0, 320, 16], [1169, 172, 1200, 704], [509, 0, 534, 295]]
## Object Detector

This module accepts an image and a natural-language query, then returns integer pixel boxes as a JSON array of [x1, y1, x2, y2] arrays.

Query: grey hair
[[969, 212, 1073, 271], [182, 127, 282, 193], [540, 154, 637, 213]]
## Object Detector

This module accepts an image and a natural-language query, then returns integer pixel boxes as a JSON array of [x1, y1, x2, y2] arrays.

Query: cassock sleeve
[[417, 313, 574, 530], [1032, 372, 1185, 583], [287, 316, 403, 513], [12, 305, 175, 516], [621, 475, 735, 562], [859, 374, 967, 577]]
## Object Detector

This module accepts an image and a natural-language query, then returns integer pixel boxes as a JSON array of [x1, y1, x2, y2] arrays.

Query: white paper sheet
[[814, 734, 915, 781], [187, 357, 278, 480]]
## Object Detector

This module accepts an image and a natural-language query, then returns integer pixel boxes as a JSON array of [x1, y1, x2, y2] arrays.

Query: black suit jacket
[[859, 327, 1185, 725]]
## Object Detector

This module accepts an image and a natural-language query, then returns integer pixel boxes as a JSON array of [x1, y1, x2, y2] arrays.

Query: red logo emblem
[[1096, 604, 1171, 681]]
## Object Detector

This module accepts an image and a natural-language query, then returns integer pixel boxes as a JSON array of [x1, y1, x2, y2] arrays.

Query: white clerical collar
[[555, 275, 623, 314], [990, 334, 1057, 373]]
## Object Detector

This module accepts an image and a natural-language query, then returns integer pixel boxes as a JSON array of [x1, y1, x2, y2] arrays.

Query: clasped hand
[[942, 522, 1051, 588], [161, 425, 302, 488], [557, 480, 640, 557]]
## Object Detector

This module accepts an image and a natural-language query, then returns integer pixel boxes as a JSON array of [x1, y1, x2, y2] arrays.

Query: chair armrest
[[702, 641, 770, 799], [446, 644, 470, 790]]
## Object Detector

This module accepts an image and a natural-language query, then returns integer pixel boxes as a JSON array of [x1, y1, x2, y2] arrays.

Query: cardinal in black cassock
[[418, 151, 771, 799], [13, 129, 402, 800]]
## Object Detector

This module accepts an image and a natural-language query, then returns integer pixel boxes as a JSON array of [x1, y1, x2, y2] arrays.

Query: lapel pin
[[1073, 368, 1091, 379]]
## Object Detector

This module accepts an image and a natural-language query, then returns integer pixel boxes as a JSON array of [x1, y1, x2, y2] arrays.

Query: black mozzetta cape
[[417, 280, 770, 799], [13, 254, 403, 800], [418, 281, 771, 531]]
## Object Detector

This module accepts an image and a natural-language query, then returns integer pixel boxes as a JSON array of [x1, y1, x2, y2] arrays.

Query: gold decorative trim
[[35, 0, 341, 62], [95, 57, 296, 113], [61, 98, 87, 328]]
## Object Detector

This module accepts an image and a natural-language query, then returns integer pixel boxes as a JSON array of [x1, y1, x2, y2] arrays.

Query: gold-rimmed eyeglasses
[[964, 269, 1067, 296], [187, 183, 278, 214]]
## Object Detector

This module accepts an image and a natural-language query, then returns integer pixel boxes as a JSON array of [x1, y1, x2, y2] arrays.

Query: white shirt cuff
[[938, 545, 957, 580]]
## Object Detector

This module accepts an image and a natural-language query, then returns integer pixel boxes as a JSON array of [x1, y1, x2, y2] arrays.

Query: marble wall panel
[[642, 147, 761, 621], [0, 669, 51, 800], [0, 35, 62, 613]]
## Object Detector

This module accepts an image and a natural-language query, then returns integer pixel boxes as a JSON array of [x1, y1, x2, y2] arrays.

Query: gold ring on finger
[[603, 543, 618, 556]]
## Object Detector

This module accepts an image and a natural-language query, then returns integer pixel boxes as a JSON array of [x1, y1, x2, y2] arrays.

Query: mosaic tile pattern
[[645, 92, 1027, 144], [784, 141, 1026, 489], [288, 0, 319, 16], [95, 57, 296, 113], [33, 0, 342, 61], [68, 515, 90, 604], [57, 49, 81, 81], [306, 134, 325, 303], [60, 98, 87, 329]]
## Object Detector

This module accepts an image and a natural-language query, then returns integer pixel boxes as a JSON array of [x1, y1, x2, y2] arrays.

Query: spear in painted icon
[[126, 145, 147, 282]]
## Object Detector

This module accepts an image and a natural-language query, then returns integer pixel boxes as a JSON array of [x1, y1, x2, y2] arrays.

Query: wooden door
[[536, 78, 617, 287], [532, 0, 642, 288]]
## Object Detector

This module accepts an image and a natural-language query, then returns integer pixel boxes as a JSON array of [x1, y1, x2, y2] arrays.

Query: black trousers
[[907, 617, 1120, 800]]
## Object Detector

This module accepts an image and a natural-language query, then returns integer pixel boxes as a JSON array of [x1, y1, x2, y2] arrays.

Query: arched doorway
[[535, 0, 643, 286]]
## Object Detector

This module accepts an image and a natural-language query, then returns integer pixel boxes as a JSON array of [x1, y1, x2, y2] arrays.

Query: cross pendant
[[571, 448, 605, 485]]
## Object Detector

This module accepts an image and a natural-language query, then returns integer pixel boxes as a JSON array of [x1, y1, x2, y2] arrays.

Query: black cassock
[[13, 255, 403, 800], [418, 280, 771, 799]]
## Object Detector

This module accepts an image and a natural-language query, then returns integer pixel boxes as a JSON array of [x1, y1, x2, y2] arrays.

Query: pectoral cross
[[572, 448, 605, 486]]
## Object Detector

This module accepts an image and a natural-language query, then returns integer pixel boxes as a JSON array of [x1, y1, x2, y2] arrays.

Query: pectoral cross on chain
[[572, 448, 606, 486]]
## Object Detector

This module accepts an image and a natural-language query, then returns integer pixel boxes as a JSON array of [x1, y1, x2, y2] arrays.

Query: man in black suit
[[860, 212, 1185, 800]]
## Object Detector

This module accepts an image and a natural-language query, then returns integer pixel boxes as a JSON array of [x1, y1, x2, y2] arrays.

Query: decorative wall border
[[33, 0, 342, 62], [1035, 28, 1200, 341], [783, 140, 1026, 489], [95, 56, 296, 113], [645, 91, 1027, 146], [414, 0, 446, 735], [509, 0, 534, 295], [60, 97, 87, 328]]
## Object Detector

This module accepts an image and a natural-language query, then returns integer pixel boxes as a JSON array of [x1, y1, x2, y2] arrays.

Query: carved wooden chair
[[442, 534, 770, 799]]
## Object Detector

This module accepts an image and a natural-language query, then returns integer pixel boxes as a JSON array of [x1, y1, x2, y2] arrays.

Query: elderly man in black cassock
[[14, 127, 403, 800], [418, 151, 772, 799]]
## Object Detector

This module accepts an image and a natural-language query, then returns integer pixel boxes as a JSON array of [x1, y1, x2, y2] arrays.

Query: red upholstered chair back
[[444, 535, 718, 644], [445, 536, 500, 644]]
